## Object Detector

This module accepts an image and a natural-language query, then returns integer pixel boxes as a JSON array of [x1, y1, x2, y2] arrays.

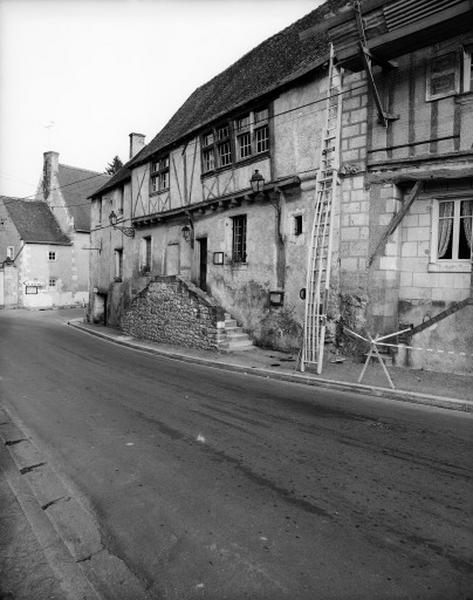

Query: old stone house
[[89, 0, 473, 373], [0, 152, 109, 308], [0, 196, 71, 308]]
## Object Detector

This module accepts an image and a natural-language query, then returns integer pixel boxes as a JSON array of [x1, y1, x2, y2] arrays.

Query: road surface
[[1, 309, 472, 599]]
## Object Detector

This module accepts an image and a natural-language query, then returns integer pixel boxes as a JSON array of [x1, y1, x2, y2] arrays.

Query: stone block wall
[[121, 275, 225, 351]]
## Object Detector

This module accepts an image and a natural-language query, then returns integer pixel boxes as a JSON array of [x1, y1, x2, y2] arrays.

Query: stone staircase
[[217, 313, 254, 352]]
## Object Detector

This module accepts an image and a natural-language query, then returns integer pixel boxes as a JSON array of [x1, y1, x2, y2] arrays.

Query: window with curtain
[[436, 199, 472, 260]]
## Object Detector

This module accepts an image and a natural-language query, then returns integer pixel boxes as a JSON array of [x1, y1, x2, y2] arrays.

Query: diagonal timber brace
[[368, 180, 423, 267], [404, 296, 473, 339]]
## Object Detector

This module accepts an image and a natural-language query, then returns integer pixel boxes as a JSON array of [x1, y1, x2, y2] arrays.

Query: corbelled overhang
[[132, 176, 300, 228]]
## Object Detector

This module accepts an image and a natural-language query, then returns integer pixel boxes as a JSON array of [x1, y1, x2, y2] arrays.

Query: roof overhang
[[321, 0, 473, 71]]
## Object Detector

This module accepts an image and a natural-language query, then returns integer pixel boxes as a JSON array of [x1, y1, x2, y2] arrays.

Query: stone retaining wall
[[121, 276, 225, 350]]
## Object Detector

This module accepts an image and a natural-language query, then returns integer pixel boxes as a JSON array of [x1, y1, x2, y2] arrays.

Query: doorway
[[197, 237, 207, 292]]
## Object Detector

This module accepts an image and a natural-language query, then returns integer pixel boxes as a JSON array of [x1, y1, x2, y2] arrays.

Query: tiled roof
[[90, 165, 131, 199], [2, 197, 71, 244], [129, 0, 349, 167], [57, 164, 110, 231]]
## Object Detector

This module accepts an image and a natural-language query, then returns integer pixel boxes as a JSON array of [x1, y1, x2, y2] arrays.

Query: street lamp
[[109, 210, 135, 238], [250, 169, 265, 194]]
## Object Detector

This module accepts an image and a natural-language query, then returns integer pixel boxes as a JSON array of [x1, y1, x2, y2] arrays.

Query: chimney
[[129, 132, 145, 159], [42, 151, 59, 200]]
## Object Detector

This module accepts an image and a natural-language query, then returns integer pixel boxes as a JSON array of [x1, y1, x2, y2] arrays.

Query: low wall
[[121, 276, 225, 351]]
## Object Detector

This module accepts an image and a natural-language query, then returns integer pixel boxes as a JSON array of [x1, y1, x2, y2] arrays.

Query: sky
[[0, 0, 322, 198]]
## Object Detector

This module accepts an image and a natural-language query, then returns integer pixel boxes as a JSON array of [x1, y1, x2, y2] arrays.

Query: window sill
[[201, 151, 270, 179], [428, 261, 472, 273], [150, 189, 169, 197]]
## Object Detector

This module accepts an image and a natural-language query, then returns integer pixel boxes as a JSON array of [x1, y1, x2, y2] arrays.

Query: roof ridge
[[58, 163, 107, 176]]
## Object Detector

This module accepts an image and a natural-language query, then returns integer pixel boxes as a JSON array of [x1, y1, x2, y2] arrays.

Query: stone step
[[225, 331, 250, 341], [224, 319, 238, 328], [220, 338, 255, 352]]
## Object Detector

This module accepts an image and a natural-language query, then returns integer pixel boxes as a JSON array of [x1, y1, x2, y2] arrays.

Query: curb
[[68, 320, 473, 413]]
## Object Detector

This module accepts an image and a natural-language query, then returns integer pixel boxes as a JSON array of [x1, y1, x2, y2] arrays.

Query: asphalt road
[[1, 309, 472, 600]]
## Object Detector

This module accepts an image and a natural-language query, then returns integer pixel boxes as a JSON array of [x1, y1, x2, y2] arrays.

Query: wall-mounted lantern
[[213, 252, 224, 265], [181, 224, 193, 244], [250, 169, 265, 194], [109, 210, 135, 238], [269, 290, 284, 306]]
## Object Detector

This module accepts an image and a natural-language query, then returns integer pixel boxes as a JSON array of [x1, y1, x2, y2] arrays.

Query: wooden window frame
[[48, 251, 56, 261], [426, 51, 460, 101], [201, 106, 270, 175], [232, 215, 247, 263], [430, 198, 473, 268], [150, 156, 170, 194]]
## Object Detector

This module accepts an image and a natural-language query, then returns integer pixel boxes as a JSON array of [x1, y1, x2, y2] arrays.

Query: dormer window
[[150, 156, 170, 193]]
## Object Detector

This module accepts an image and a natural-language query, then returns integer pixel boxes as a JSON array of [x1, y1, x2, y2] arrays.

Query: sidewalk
[[69, 319, 473, 413]]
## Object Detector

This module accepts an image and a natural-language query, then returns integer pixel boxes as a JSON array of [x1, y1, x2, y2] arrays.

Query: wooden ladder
[[301, 43, 342, 374]]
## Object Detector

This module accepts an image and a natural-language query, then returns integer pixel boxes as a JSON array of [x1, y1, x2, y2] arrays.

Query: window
[[141, 236, 152, 272], [201, 107, 269, 174], [118, 187, 124, 215], [114, 248, 123, 280], [48, 251, 56, 261], [7, 246, 14, 259], [463, 47, 473, 93], [203, 148, 215, 172], [232, 215, 247, 263], [150, 156, 170, 193], [433, 199, 472, 262], [49, 278, 56, 288], [0, 218, 6, 231], [97, 197, 103, 224], [235, 108, 269, 161], [426, 52, 460, 101], [294, 215, 303, 236]]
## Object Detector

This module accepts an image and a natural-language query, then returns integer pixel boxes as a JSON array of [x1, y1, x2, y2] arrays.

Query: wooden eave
[[132, 176, 300, 228], [366, 150, 473, 183], [326, 1, 473, 71]]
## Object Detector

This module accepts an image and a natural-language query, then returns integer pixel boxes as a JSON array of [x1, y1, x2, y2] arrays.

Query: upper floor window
[[432, 199, 472, 262], [150, 156, 170, 193], [201, 107, 270, 174], [463, 47, 473, 93], [97, 197, 103, 224], [426, 52, 459, 101], [117, 186, 124, 215], [48, 251, 56, 261], [49, 278, 56, 288]]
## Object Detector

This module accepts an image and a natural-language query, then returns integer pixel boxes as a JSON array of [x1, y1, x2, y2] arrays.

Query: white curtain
[[437, 202, 454, 258], [461, 200, 473, 252]]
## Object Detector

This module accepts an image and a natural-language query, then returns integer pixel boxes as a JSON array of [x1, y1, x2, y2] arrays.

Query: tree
[[105, 155, 123, 175]]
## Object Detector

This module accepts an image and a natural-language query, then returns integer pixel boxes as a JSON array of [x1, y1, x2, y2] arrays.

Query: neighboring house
[[0, 197, 71, 308], [89, 0, 473, 373], [35, 151, 110, 306], [0, 152, 109, 309]]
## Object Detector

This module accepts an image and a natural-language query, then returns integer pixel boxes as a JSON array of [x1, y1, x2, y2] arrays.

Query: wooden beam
[[368, 180, 423, 267], [406, 296, 473, 338]]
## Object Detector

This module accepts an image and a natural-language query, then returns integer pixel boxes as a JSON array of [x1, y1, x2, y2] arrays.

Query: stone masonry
[[121, 276, 226, 351]]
